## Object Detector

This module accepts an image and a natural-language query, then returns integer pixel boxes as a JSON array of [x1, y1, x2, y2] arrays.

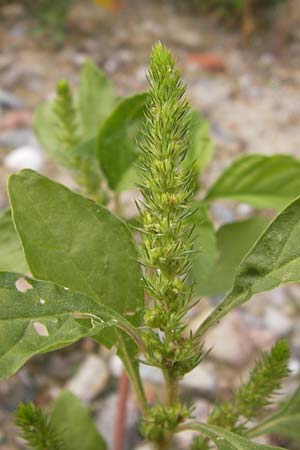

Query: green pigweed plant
[[0, 44, 300, 450]]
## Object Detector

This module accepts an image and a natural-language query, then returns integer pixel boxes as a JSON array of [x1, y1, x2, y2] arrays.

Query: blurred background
[[0, 1, 300, 449]]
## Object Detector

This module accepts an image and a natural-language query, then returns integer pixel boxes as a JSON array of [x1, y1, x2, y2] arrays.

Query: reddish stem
[[113, 370, 129, 450]]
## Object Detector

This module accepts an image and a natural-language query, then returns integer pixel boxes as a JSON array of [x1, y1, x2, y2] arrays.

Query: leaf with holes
[[197, 196, 300, 336], [205, 155, 300, 210], [8, 169, 144, 347], [0, 272, 143, 378]]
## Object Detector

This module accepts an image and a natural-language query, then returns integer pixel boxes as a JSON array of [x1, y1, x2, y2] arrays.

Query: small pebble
[[4, 145, 43, 171], [67, 355, 109, 402], [264, 308, 293, 337]]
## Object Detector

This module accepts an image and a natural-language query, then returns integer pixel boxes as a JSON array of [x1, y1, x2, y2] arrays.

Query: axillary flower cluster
[[137, 43, 204, 447]]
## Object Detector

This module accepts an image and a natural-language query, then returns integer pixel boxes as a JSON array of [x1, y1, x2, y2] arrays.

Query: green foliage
[[189, 202, 216, 291], [0, 271, 142, 378], [182, 423, 287, 450], [197, 196, 300, 336], [185, 112, 214, 175], [8, 170, 143, 320], [78, 59, 116, 140], [248, 388, 300, 441], [34, 59, 212, 199], [0, 209, 27, 273], [1, 43, 300, 450], [8, 169, 143, 349], [205, 154, 300, 211], [33, 59, 116, 200], [15, 402, 64, 450], [51, 391, 107, 450], [138, 43, 201, 385], [234, 341, 290, 419], [97, 93, 147, 191], [196, 216, 270, 296], [53, 80, 81, 153], [140, 402, 192, 442], [15, 391, 107, 450], [208, 340, 291, 430]]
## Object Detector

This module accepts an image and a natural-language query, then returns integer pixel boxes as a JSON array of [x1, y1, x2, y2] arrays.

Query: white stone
[[109, 354, 123, 378], [67, 354, 108, 402], [135, 444, 155, 450], [205, 311, 254, 366], [288, 358, 300, 376], [96, 393, 138, 449], [264, 308, 293, 337], [181, 362, 217, 392], [139, 364, 164, 385], [4, 145, 43, 171]]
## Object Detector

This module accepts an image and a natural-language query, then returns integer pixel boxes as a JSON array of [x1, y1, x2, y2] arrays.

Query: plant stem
[[114, 193, 122, 216], [155, 370, 179, 450], [116, 330, 148, 417], [113, 370, 129, 450], [163, 369, 179, 407], [156, 435, 172, 450]]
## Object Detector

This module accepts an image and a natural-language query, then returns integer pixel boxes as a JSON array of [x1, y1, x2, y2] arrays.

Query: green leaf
[[0, 272, 141, 378], [248, 388, 300, 441], [115, 329, 148, 415], [97, 93, 147, 191], [0, 209, 28, 273], [34, 61, 116, 171], [78, 59, 116, 140], [97, 97, 212, 193], [197, 196, 300, 336], [190, 202, 216, 293], [8, 169, 144, 347], [51, 391, 107, 450], [197, 216, 270, 296], [182, 422, 286, 450], [184, 112, 214, 174], [205, 155, 300, 210]]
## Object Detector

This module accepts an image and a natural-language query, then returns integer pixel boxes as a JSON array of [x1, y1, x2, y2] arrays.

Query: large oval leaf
[[8, 170, 143, 326], [0, 272, 141, 378], [97, 93, 147, 191], [197, 196, 300, 336], [205, 155, 300, 211], [182, 423, 286, 450]]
